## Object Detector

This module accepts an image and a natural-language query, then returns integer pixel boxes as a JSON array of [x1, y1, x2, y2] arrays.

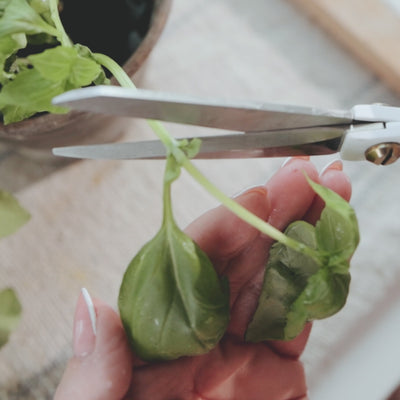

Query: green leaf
[[28, 45, 102, 87], [0, 288, 22, 348], [0, 0, 11, 16], [0, 33, 26, 80], [0, 0, 58, 37], [246, 179, 359, 342], [119, 155, 230, 361], [0, 45, 104, 123], [0, 189, 30, 238], [245, 220, 319, 342], [0, 67, 67, 123], [307, 176, 359, 260], [119, 222, 230, 361], [178, 138, 202, 159], [0, 104, 36, 124]]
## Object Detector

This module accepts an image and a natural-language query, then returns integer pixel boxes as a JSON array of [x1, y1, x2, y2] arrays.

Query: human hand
[[55, 158, 351, 400]]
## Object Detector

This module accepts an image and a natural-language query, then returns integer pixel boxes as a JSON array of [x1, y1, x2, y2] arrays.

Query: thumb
[[55, 289, 133, 400]]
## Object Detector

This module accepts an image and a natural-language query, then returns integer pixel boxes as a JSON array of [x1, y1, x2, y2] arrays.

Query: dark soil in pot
[[60, 0, 154, 66]]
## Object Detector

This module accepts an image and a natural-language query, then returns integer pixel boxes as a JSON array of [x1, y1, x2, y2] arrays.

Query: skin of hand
[[55, 157, 352, 400]]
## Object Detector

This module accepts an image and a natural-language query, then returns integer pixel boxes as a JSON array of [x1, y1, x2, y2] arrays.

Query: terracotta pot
[[0, 0, 172, 155]]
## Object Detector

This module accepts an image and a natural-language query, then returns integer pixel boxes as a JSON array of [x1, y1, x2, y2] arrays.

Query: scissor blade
[[52, 127, 345, 160], [52, 86, 353, 132]]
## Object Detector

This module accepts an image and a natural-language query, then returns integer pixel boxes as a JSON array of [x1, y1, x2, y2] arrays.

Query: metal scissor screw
[[365, 142, 400, 165]]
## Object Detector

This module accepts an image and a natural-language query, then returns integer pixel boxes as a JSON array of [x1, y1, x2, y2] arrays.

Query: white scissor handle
[[340, 122, 400, 164]]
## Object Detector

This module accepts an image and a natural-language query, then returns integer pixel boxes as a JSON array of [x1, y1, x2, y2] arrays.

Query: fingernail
[[233, 185, 267, 199], [321, 159, 343, 175], [281, 156, 310, 168], [73, 288, 97, 357]]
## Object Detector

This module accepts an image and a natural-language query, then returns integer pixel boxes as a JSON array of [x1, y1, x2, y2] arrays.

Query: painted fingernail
[[281, 156, 310, 168], [73, 288, 97, 357], [321, 159, 343, 175]]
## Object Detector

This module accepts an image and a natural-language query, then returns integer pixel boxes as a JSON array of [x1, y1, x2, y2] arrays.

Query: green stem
[[94, 53, 322, 263], [93, 53, 181, 155], [49, 0, 71, 47], [162, 159, 175, 224], [93, 53, 135, 89], [181, 159, 321, 262]]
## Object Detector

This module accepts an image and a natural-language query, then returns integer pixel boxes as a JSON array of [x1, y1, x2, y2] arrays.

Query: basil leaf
[[0, 67, 66, 123], [246, 179, 359, 342], [0, 0, 57, 37], [0, 189, 30, 238], [0, 288, 22, 348], [0, 45, 103, 123], [119, 222, 230, 361], [0, 0, 11, 16], [28, 45, 102, 86], [308, 177, 359, 261], [245, 221, 319, 342], [0, 33, 26, 78], [119, 155, 229, 361]]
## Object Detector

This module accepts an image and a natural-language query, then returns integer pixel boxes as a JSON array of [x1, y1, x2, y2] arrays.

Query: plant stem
[[93, 53, 182, 155], [93, 53, 136, 89], [49, 0, 71, 47], [95, 53, 322, 263], [181, 159, 321, 262]]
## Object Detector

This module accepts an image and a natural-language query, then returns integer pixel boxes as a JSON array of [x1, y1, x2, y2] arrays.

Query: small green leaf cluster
[[246, 176, 359, 342], [119, 144, 229, 361], [0, 288, 22, 347], [0, 189, 29, 348], [0, 0, 108, 124]]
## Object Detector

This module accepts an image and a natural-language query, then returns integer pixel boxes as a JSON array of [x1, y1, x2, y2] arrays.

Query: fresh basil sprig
[[246, 176, 359, 342], [119, 142, 230, 361], [0, 287, 22, 347]]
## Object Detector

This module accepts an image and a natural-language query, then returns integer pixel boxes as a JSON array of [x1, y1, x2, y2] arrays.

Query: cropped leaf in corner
[[0, 288, 22, 347], [0, 189, 30, 238]]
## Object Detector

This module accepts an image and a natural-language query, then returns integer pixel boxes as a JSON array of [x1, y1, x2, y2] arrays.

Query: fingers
[[303, 160, 352, 224], [264, 157, 319, 231], [55, 290, 132, 400], [194, 336, 307, 400], [128, 336, 308, 400], [186, 158, 320, 267], [185, 186, 270, 263]]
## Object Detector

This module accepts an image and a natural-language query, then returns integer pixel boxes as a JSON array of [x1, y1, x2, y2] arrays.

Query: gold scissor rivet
[[365, 142, 400, 165]]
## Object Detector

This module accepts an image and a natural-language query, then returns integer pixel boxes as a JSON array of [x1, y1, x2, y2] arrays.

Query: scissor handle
[[341, 122, 400, 165]]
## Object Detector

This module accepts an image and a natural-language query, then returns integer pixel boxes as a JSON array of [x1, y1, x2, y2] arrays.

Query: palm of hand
[[126, 159, 351, 400]]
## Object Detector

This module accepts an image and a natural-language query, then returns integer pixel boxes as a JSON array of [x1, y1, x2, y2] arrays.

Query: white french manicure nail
[[281, 157, 293, 168], [81, 287, 97, 335]]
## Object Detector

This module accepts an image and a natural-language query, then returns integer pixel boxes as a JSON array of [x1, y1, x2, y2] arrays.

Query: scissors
[[52, 85, 400, 165]]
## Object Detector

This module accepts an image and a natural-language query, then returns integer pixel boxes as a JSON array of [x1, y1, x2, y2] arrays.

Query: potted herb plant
[[0, 0, 172, 152]]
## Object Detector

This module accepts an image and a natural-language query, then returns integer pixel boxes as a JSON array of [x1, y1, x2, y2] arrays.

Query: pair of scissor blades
[[52, 85, 400, 165]]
